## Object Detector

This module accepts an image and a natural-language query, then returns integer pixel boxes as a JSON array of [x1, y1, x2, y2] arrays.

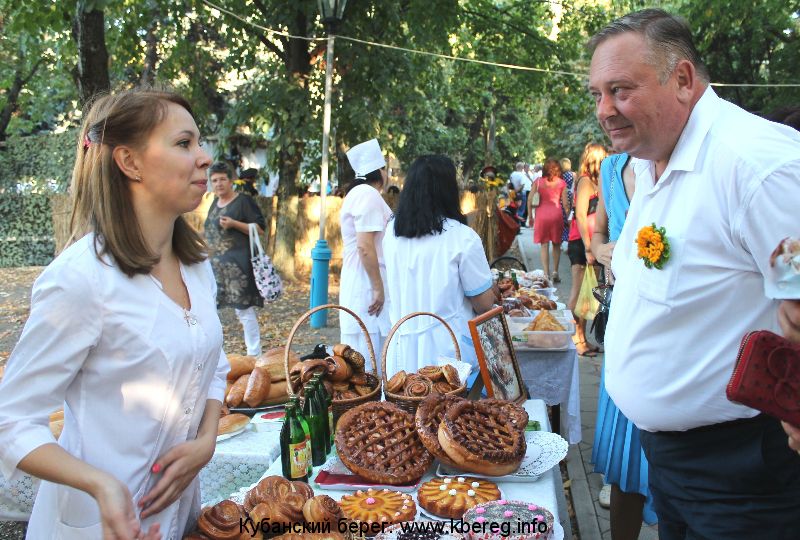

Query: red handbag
[[726, 330, 800, 425]]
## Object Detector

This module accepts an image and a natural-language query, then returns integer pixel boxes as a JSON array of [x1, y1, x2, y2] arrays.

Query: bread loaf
[[244, 367, 271, 407], [226, 354, 256, 381], [217, 413, 250, 436], [256, 347, 300, 382], [225, 373, 249, 408]]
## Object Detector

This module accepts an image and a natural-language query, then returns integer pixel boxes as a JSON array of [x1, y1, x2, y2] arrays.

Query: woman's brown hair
[[68, 87, 207, 277], [578, 143, 608, 186], [543, 157, 562, 179]]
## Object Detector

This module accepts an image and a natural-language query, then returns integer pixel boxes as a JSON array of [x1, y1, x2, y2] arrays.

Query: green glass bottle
[[280, 404, 309, 482], [312, 374, 334, 450], [511, 270, 519, 290], [289, 396, 313, 476], [303, 383, 327, 466], [311, 378, 331, 454]]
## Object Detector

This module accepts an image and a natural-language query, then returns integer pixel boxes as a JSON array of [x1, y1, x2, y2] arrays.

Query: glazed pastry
[[404, 375, 432, 398], [226, 354, 255, 381], [196, 500, 249, 540], [354, 384, 373, 397], [337, 390, 359, 400], [525, 311, 564, 331], [244, 475, 314, 523], [441, 365, 460, 387], [414, 394, 465, 468], [248, 501, 294, 530], [289, 362, 303, 388], [326, 355, 352, 382], [225, 373, 249, 408], [333, 343, 352, 357], [349, 373, 369, 386], [386, 370, 407, 394], [335, 402, 432, 485], [462, 500, 555, 540], [332, 381, 351, 392], [417, 476, 501, 519], [244, 367, 271, 407], [301, 359, 329, 384], [302, 495, 345, 525], [217, 413, 250, 436], [418, 366, 443, 382], [339, 488, 416, 528], [438, 400, 526, 476]]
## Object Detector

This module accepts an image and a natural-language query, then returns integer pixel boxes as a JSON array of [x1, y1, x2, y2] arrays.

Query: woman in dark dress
[[205, 162, 266, 356]]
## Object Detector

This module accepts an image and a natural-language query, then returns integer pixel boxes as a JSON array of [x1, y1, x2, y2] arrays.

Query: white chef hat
[[346, 139, 386, 179]]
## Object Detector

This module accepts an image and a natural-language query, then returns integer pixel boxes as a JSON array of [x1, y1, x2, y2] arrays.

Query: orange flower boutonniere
[[636, 223, 671, 269]]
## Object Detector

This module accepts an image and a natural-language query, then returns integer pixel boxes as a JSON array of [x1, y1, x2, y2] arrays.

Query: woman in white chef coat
[[0, 88, 228, 540], [338, 139, 393, 372], [382, 154, 497, 376]]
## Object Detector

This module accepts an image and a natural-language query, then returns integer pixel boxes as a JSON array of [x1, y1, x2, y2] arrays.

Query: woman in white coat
[[338, 139, 392, 372], [382, 155, 497, 376], [0, 88, 228, 540]]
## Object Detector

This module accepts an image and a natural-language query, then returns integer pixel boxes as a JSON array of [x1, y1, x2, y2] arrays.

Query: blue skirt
[[592, 364, 658, 525]]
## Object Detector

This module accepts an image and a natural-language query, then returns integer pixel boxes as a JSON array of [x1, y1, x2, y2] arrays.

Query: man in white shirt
[[509, 162, 525, 192], [588, 8, 800, 539]]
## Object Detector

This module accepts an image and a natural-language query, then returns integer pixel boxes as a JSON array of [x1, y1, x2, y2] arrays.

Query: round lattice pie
[[417, 476, 501, 519], [437, 400, 526, 476], [335, 402, 433, 485], [414, 394, 465, 468], [339, 488, 417, 527]]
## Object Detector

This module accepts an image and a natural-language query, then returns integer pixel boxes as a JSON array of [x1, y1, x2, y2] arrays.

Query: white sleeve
[[459, 229, 493, 297], [353, 190, 388, 233], [0, 262, 102, 482], [737, 160, 800, 299]]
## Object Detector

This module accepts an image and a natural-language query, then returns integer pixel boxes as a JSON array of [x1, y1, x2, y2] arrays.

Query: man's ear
[[673, 59, 698, 104], [112, 145, 141, 182]]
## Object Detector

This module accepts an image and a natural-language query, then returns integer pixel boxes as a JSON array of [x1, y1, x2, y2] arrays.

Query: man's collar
[[666, 86, 719, 175]]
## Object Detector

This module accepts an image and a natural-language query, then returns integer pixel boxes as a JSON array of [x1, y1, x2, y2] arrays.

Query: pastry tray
[[435, 431, 568, 482], [314, 453, 423, 493]]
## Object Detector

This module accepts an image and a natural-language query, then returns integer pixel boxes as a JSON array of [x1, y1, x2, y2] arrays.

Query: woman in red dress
[[528, 158, 569, 282]]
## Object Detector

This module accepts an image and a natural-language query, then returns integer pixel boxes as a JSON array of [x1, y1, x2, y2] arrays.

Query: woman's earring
[[135, 174, 142, 182]]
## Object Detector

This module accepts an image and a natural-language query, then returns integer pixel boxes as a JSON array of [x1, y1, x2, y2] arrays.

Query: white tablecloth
[[228, 400, 572, 539], [515, 342, 581, 445], [0, 425, 281, 521]]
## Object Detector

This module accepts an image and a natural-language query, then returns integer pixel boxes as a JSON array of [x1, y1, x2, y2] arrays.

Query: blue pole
[[310, 240, 332, 327]]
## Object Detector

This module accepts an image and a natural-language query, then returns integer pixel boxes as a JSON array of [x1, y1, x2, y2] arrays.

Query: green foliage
[[0, 194, 55, 267], [0, 130, 76, 193]]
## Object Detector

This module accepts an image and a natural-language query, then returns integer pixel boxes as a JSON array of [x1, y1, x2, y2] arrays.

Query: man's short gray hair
[[588, 8, 709, 85], [515, 162, 525, 170]]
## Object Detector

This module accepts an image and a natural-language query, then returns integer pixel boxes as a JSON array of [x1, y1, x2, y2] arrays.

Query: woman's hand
[[92, 474, 161, 540], [594, 241, 616, 268], [778, 300, 800, 343], [585, 250, 597, 266], [138, 437, 215, 519], [368, 288, 384, 316], [219, 216, 236, 230]]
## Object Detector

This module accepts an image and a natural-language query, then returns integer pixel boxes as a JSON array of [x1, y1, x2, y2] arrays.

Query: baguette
[[255, 347, 300, 382]]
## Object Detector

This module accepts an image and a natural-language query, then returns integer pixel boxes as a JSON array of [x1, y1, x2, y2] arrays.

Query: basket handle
[[380, 312, 462, 382], [283, 303, 377, 397]]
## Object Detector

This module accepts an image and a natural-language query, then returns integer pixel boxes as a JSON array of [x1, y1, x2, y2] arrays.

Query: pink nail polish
[[151, 463, 161, 473]]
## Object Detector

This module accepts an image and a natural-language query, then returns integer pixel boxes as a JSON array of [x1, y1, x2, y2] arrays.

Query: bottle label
[[289, 441, 308, 479]]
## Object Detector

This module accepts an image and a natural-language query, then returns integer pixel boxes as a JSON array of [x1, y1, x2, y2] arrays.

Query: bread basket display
[[284, 304, 381, 423], [381, 312, 467, 414]]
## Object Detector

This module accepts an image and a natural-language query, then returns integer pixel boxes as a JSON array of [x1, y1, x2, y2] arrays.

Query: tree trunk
[[72, 1, 110, 106], [0, 53, 44, 142], [140, 11, 159, 86]]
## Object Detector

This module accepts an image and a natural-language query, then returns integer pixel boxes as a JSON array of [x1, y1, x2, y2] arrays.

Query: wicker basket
[[380, 312, 467, 414], [284, 304, 381, 423]]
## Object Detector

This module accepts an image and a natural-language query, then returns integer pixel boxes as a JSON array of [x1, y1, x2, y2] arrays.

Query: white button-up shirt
[[382, 218, 493, 375], [605, 88, 800, 432], [0, 235, 228, 539]]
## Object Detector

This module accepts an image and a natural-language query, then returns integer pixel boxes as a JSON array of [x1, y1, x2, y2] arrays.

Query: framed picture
[[468, 306, 527, 404]]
